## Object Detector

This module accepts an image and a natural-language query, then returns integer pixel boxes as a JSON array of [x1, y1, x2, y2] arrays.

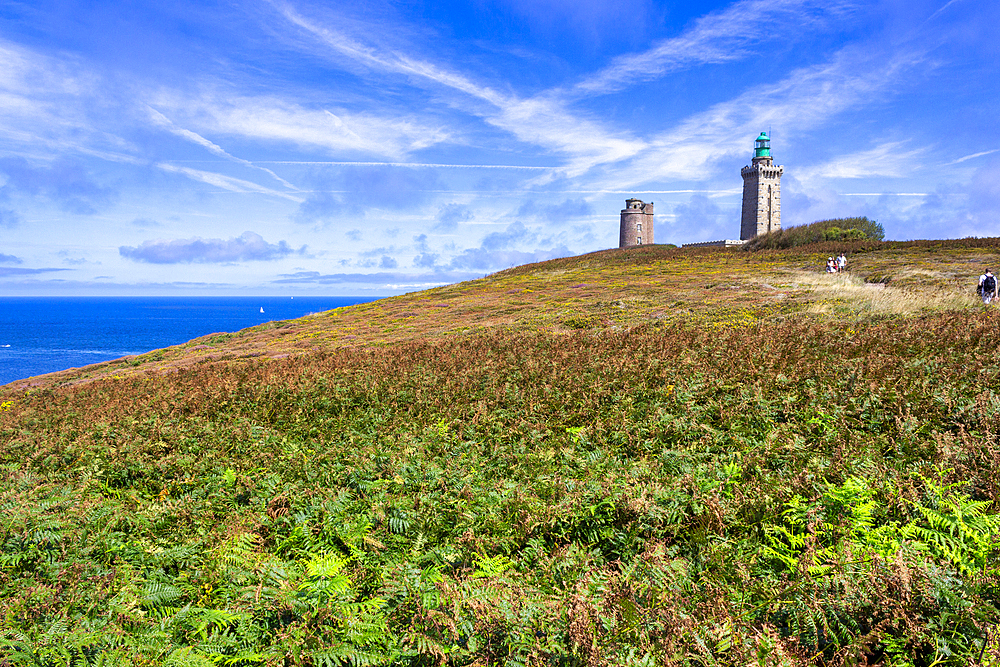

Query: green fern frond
[[903, 484, 1000, 576], [471, 554, 513, 578], [165, 647, 216, 667], [142, 582, 183, 608], [304, 552, 348, 579], [216, 531, 260, 569]]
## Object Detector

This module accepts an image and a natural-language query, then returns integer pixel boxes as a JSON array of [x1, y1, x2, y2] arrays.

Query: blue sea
[[0, 296, 376, 386]]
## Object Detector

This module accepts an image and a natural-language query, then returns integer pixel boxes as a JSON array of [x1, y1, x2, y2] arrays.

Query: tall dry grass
[[756, 270, 980, 316]]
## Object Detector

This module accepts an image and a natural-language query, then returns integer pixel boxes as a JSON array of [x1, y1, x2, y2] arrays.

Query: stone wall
[[682, 239, 746, 248]]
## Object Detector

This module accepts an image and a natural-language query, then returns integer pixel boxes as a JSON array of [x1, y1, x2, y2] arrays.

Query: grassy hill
[[11, 238, 1000, 390], [2, 240, 1000, 666]]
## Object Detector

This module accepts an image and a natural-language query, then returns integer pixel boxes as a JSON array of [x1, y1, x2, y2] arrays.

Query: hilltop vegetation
[[1, 241, 1000, 666], [742, 218, 885, 251]]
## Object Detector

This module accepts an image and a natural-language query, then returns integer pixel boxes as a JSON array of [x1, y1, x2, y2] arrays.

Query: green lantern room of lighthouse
[[754, 132, 771, 158]]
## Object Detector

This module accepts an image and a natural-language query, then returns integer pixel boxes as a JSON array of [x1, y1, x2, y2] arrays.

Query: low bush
[[744, 217, 885, 251]]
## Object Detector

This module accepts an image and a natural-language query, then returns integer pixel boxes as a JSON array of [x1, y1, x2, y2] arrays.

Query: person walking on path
[[979, 269, 997, 304], [837, 253, 847, 273]]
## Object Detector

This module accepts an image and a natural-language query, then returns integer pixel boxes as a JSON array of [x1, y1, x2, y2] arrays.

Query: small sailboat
[[260, 307, 264, 314]]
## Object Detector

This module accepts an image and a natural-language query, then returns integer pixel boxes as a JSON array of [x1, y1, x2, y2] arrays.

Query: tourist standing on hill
[[837, 253, 847, 273], [979, 269, 997, 304]]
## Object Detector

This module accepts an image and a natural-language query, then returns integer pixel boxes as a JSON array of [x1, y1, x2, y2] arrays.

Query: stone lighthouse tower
[[619, 198, 654, 248], [740, 132, 783, 240]]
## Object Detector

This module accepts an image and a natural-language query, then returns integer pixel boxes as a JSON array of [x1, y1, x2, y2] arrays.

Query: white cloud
[[147, 106, 298, 189], [275, 4, 640, 177], [923, 0, 964, 24], [572, 0, 859, 96], [152, 90, 451, 160], [798, 142, 927, 180], [0, 40, 114, 154], [946, 149, 1000, 165], [0, 36, 454, 169], [0, 40, 94, 104], [276, 3, 508, 107], [267, 0, 903, 186], [120, 231, 304, 264], [597, 42, 930, 189], [256, 161, 551, 170], [157, 163, 305, 201]]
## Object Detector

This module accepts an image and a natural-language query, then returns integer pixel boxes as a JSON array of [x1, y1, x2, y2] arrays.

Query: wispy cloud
[[276, 3, 507, 106], [119, 231, 306, 264], [0, 40, 100, 143], [0, 266, 67, 276], [433, 203, 474, 232], [516, 198, 594, 224], [257, 161, 551, 170], [449, 245, 572, 271], [0, 209, 22, 228], [573, 0, 859, 96], [0, 36, 449, 183], [295, 166, 441, 222], [269, 0, 895, 186], [839, 192, 928, 196], [798, 142, 927, 180], [923, 0, 964, 24], [946, 149, 1000, 165], [434, 221, 574, 271], [600, 43, 930, 189], [275, 3, 637, 176], [153, 89, 452, 160], [147, 106, 298, 189], [156, 163, 304, 201], [0, 157, 116, 214], [57, 250, 90, 266], [670, 194, 731, 241]]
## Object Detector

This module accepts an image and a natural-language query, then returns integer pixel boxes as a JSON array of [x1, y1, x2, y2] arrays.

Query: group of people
[[979, 269, 998, 304], [825, 253, 848, 273]]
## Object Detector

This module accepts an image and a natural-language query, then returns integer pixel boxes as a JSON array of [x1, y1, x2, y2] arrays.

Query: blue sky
[[0, 0, 996, 295]]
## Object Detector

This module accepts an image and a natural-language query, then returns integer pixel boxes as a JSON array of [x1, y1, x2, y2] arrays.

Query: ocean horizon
[[0, 296, 376, 385]]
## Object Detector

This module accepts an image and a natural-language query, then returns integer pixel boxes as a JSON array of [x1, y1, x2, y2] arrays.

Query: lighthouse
[[740, 132, 783, 240]]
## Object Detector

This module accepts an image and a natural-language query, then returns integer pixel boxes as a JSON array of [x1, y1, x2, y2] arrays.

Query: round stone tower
[[740, 132, 783, 241], [619, 198, 654, 248]]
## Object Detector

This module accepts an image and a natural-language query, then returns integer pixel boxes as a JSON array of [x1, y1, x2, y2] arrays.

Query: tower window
[[637, 223, 641, 232], [637, 236, 642, 244]]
